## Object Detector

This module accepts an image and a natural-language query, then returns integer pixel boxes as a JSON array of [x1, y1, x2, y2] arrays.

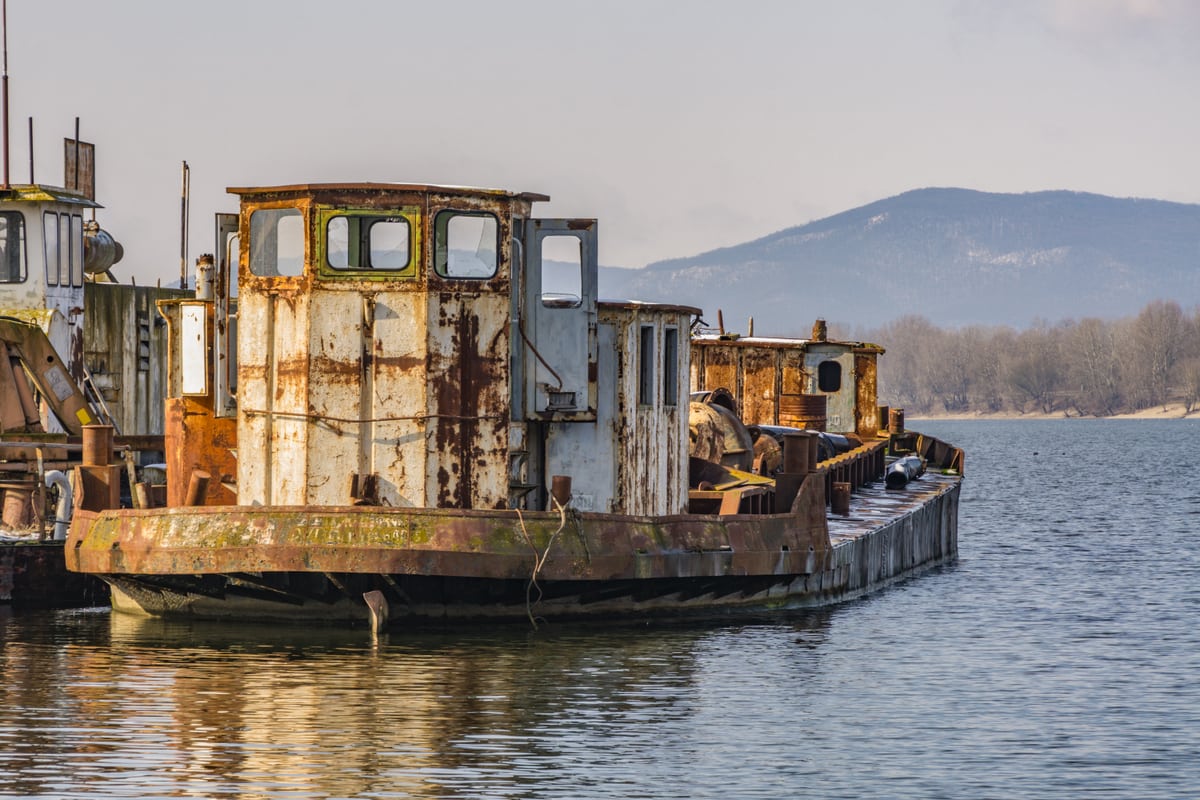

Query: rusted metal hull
[[1, 540, 108, 608], [66, 471, 959, 625]]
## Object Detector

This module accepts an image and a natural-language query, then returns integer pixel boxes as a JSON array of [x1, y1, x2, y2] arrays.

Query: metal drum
[[780, 393, 826, 431]]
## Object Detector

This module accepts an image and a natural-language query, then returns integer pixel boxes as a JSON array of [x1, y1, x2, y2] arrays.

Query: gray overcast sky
[[7, 0, 1200, 285]]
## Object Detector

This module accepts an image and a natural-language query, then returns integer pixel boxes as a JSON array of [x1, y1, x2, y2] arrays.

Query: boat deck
[[827, 468, 960, 543]]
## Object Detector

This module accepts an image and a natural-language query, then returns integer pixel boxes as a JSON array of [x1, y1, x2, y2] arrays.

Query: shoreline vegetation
[[844, 300, 1200, 421], [912, 402, 1200, 422]]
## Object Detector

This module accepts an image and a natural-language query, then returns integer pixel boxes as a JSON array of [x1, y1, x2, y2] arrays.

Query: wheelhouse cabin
[[164, 184, 697, 514], [691, 322, 884, 439]]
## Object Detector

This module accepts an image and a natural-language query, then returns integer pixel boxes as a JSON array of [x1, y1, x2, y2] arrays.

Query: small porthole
[[818, 360, 841, 393]]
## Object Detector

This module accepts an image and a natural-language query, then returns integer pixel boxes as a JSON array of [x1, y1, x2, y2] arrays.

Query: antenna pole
[[73, 116, 79, 191], [2, 0, 10, 190], [179, 161, 190, 289]]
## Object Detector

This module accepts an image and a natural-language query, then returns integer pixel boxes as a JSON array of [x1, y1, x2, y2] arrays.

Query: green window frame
[[318, 208, 419, 280]]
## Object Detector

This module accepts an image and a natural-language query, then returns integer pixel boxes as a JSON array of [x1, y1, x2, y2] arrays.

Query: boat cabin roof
[[692, 333, 885, 354], [0, 184, 101, 208], [227, 182, 551, 204], [598, 298, 703, 317]]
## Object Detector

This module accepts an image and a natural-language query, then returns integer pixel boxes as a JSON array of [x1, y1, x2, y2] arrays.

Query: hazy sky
[[7, 0, 1200, 286]]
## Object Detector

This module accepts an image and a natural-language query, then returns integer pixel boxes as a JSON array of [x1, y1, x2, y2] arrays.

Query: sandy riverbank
[[910, 403, 1200, 422]]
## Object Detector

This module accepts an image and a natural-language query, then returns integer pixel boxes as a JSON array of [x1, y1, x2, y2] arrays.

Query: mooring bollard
[[81, 424, 114, 467], [184, 470, 211, 507], [831, 482, 852, 516], [550, 474, 572, 510], [782, 431, 813, 475], [76, 425, 120, 511]]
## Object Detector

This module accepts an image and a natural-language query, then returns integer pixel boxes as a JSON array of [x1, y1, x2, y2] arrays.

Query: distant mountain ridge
[[598, 188, 1200, 334]]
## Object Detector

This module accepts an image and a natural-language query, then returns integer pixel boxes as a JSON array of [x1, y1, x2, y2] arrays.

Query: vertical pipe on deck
[[81, 424, 113, 467], [185, 470, 211, 507], [1, 0, 8, 190], [782, 432, 812, 475]]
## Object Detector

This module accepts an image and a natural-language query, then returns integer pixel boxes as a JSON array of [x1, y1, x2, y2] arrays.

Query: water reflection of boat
[[0, 607, 835, 798], [66, 182, 962, 628]]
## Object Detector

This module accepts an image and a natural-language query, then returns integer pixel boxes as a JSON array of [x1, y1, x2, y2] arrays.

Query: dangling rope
[[516, 496, 567, 630]]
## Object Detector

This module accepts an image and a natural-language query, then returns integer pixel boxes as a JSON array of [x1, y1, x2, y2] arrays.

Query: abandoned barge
[[65, 182, 962, 626]]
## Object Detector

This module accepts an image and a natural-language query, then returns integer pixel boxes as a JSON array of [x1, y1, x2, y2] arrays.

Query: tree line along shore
[[843, 300, 1199, 418]]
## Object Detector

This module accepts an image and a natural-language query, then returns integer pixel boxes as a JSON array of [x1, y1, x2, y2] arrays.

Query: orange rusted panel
[[73, 464, 121, 512], [854, 351, 880, 438], [740, 347, 778, 426], [164, 397, 237, 507], [696, 344, 738, 399], [780, 348, 807, 398]]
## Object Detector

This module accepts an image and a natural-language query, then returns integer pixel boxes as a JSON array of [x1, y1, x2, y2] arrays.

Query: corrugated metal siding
[[543, 322, 618, 512], [542, 308, 690, 516], [83, 283, 182, 436], [612, 309, 690, 516]]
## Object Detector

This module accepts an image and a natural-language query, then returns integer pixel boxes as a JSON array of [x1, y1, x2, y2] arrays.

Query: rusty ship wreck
[[65, 182, 962, 627]]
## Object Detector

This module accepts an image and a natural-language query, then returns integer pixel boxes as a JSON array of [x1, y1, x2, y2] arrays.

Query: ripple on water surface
[[1, 419, 1198, 799]]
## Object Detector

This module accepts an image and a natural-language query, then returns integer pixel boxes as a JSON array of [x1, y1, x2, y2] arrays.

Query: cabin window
[[0, 212, 26, 283], [43, 212, 60, 286], [325, 214, 411, 271], [317, 209, 417, 278], [249, 208, 304, 277], [818, 359, 842, 392], [225, 233, 240, 299], [434, 211, 498, 279], [639, 325, 655, 406], [58, 215, 72, 286], [540, 234, 582, 308], [663, 327, 679, 406], [69, 215, 83, 287]]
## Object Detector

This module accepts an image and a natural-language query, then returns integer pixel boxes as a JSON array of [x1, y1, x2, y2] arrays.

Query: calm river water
[[2, 419, 1198, 799]]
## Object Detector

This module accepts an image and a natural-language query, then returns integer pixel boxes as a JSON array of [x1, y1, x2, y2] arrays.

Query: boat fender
[[884, 455, 925, 490]]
